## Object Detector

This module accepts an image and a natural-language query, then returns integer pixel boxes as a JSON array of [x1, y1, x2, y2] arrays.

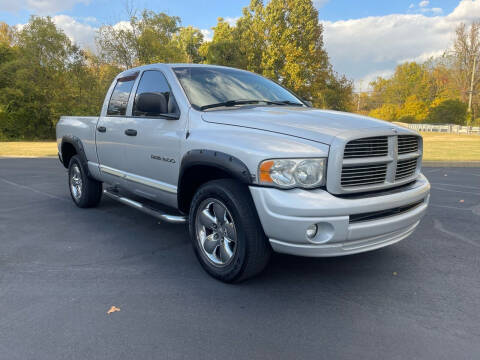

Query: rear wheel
[[68, 155, 102, 208], [189, 179, 271, 283]]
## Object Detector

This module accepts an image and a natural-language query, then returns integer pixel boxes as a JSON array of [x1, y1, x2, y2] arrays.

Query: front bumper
[[249, 174, 430, 257]]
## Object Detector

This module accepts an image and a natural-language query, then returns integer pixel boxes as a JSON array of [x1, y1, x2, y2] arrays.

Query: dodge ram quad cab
[[56, 64, 431, 282]]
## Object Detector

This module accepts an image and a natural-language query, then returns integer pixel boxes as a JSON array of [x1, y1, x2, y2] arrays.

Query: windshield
[[173, 66, 304, 110]]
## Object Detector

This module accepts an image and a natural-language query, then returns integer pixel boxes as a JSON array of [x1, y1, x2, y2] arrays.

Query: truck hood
[[202, 107, 396, 145]]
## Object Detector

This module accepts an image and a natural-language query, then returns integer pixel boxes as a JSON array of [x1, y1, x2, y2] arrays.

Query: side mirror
[[135, 92, 179, 119]]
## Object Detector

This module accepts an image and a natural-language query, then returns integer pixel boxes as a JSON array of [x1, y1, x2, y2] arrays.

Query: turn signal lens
[[259, 160, 275, 183]]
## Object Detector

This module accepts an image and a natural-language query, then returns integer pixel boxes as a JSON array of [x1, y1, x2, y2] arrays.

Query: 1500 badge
[[151, 155, 176, 163]]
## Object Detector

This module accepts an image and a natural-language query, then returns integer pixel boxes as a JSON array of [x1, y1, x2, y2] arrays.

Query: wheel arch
[[177, 150, 253, 214], [60, 136, 89, 176]]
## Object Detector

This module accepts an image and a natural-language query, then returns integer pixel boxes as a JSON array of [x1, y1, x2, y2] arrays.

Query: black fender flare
[[177, 150, 253, 212], [60, 135, 90, 175], [179, 149, 253, 185]]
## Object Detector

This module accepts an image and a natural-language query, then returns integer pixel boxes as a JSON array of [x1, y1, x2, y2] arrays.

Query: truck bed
[[56, 116, 99, 165]]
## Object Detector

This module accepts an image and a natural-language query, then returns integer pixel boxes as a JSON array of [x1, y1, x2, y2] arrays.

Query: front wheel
[[189, 179, 271, 283], [68, 155, 102, 208]]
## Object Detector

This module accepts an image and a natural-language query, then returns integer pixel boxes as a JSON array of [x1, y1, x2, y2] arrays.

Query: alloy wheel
[[195, 198, 237, 266]]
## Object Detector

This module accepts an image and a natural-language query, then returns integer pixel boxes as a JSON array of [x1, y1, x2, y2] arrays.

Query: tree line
[[0, 0, 478, 140], [0, 0, 352, 140], [356, 22, 480, 126]]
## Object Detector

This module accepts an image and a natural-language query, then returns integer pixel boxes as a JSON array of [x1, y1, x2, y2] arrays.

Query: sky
[[1, 0, 479, 89]]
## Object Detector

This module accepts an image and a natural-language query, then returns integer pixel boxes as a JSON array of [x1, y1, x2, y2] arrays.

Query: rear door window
[[107, 74, 137, 116]]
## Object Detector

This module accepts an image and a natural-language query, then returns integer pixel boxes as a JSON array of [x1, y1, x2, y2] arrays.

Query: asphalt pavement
[[0, 158, 479, 360]]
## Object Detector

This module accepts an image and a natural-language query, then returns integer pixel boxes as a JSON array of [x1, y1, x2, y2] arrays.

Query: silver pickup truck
[[56, 63, 430, 282]]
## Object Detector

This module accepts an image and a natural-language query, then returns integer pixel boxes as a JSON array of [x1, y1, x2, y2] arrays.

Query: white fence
[[401, 123, 480, 135]]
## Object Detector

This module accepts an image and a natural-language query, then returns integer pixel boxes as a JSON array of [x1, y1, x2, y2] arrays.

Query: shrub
[[369, 104, 400, 121], [427, 99, 467, 125], [398, 95, 428, 123]]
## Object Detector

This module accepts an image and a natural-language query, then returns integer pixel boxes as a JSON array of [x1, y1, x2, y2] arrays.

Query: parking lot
[[0, 158, 479, 359]]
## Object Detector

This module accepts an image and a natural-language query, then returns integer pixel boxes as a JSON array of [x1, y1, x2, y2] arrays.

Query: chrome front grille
[[398, 135, 419, 154], [396, 158, 418, 180], [344, 136, 389, 158], [338, 134, 421, 191], [341, 164, 387, 187]]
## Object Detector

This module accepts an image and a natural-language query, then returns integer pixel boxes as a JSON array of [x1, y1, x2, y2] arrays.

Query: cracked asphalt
[[0, 158, 479, 360]]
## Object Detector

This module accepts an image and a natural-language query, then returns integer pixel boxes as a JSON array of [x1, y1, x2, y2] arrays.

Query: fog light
[[306, 224, 318, 239]]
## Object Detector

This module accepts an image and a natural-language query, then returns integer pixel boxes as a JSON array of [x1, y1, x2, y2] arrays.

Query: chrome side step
[[103, 189, 187, 224]]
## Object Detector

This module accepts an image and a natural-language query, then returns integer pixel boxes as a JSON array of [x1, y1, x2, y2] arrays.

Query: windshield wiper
[[200, 99, 304, 110], [200, 100, 263, 110], [266, 100, 304, 106]]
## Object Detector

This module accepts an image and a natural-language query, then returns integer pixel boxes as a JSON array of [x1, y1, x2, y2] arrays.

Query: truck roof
[[117, 63, 249, 77]]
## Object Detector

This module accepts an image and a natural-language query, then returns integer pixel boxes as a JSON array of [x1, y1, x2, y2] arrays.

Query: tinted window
[[107, 77, 136, 116], [133, 70, 178, 117], [173, 67, 303, 109]]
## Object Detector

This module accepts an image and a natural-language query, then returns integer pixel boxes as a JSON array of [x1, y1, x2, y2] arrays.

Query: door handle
[[97, 126, 106, 133], [125, 129, 137, 136]]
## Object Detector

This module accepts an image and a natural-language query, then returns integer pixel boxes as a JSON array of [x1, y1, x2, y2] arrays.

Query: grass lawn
[[1, 133, 479, 161], [0, 142, 58, 157], [420, 132, 480, 162]]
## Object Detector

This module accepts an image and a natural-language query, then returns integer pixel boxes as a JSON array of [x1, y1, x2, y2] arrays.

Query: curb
[[423, 161, 480, 167]]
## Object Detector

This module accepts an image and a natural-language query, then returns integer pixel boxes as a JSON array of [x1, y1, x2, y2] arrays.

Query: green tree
[[235, 0, 265, 73], [200, 18, 243, 67], [397, 95, 429, 123], [370, 62, 434, 106], [97, 22, 137, 69], [427, 99, 467, 125], [135, 11, 185, 64], [0, 16, 117, 139], [0, 16, 77, 138], [175, 26, 204, 63], [261, 0, 332, 103], [369, 104, 400, 122], [97, 10, 200, 68], [0, 22, 14, 46]]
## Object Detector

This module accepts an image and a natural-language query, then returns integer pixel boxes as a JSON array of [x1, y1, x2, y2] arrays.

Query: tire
[[68, 155, 102, 208], [189, 179, 271, 283]]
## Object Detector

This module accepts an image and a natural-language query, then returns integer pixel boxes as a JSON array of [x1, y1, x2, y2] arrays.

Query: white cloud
[[52, 14, 96, 50], [200, 29, 213, 42], [448, 0, 480, 20], [1, 0, 90, 15], [112, 21, 132, 31], [420, 6, 443, 14], [419, 0, 429, 7], [223, 16, 240, 27], [323, 0, 480, 88], [397, 49, 445, 64]]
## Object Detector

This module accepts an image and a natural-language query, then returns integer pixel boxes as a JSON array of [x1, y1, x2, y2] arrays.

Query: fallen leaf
[[393, 272, 398, 276], [107, 306, 120, 314]]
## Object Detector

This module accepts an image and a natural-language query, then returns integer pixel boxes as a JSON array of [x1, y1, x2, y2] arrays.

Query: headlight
[[258, 158, 326, 189]]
